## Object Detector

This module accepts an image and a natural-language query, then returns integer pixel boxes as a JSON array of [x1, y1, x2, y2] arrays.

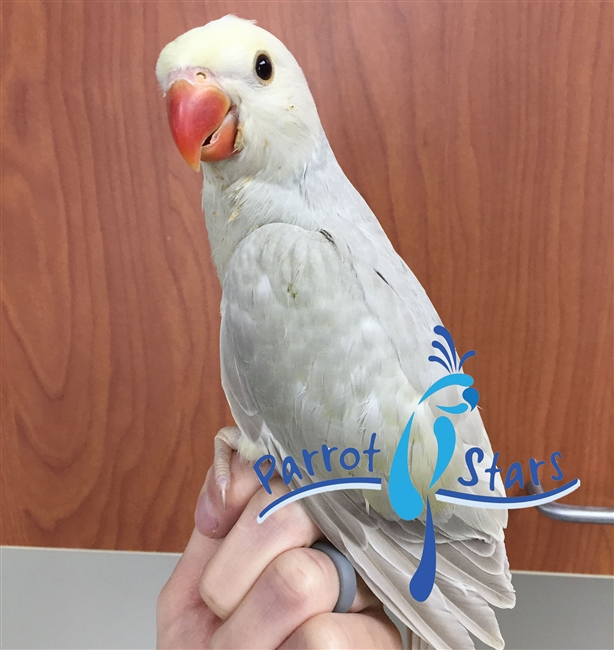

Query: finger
[[156, 527, 222, 648], [279, 609, 403, 650], [195, 451, 263, 538], [199, 478, 321, 619], [158, 454, 264, 648], [165, 453, 255, 606], [209, 547, 379, 650]]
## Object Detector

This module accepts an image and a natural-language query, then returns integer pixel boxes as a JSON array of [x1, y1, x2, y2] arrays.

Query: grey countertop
[[1, 546, 612, 650]]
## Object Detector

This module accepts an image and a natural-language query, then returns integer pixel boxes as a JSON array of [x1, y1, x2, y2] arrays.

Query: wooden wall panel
[[2, 1, 612, 574]]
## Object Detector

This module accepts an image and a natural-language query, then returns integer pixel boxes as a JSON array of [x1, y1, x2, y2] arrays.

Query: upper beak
[[165, 76, 238, 171]]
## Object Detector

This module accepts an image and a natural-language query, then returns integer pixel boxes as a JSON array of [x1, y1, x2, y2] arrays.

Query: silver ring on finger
[[310, 540, 357, 614]]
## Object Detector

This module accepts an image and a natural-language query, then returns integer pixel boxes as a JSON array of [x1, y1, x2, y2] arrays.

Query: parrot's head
[[156, 16, 323, 179]]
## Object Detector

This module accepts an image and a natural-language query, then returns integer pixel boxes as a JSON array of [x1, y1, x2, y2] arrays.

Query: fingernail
[[195, 491, 218, 537]]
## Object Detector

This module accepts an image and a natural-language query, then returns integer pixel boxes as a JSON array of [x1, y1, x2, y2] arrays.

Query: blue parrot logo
[[388, 325, 479, 602]]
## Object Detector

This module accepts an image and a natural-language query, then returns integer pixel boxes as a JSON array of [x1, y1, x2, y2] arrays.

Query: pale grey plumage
[[157, 15, 515, 648], [221, 215, 515, 649]]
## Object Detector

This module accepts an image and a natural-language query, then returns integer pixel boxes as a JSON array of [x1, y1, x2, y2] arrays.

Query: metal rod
[[526, 482, 614, 525]]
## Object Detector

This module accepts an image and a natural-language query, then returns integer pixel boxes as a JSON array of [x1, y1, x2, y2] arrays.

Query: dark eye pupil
[[255, 54, 272, 81]]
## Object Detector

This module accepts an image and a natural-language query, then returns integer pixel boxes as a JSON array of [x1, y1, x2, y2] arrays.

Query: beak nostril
[[196, 71, 207, 82]]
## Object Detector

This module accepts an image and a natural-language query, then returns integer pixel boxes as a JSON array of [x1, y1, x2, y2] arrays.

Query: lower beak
[[165, 78, 238, 171]]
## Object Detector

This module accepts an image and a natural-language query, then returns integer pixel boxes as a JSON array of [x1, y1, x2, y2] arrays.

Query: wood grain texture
[[2, 1, 612, 574]]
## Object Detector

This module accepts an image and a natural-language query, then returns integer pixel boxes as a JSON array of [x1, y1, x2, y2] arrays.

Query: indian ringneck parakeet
[[156, 16, 515, 649]]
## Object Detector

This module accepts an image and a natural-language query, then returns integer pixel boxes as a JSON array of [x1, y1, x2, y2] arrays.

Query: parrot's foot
[[213, 426, 242, 510]]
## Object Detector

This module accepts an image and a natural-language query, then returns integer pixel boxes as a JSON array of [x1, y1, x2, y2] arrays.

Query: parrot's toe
[[213, 426, 242, 511]]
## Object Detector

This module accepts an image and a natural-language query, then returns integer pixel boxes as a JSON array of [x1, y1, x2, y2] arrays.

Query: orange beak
[[165, 77, 238, 171]]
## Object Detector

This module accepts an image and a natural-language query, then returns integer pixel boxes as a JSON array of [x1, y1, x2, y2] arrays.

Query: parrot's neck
[[200, 135, 386, 281]]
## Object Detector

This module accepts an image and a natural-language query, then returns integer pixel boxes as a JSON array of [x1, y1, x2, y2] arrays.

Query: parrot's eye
[[254, 52, 273, 82]]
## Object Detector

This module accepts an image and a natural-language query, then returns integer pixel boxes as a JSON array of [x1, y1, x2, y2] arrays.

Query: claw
[[215, 475, 230, 511]]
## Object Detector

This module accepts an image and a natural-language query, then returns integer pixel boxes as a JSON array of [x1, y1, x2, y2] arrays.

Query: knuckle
[[156, 579, 182, 632], [199, 568, 232, 619], [295, 615, 349, 649], [156, 579, 174, 618], [269, 548, 336, 611]]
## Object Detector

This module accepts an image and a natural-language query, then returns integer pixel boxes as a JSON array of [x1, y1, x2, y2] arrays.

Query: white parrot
[[156, 16, 515, 649]]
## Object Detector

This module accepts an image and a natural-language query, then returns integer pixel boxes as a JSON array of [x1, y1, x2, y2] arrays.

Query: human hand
[[156, 452, 403, 649]]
